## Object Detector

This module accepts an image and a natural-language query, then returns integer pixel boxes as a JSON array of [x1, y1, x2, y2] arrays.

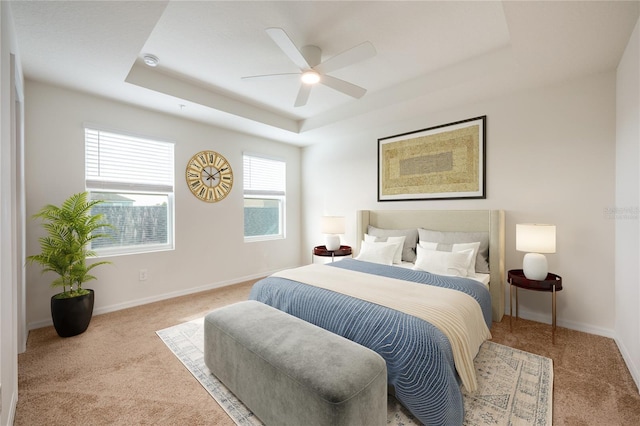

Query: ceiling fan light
[[301, 70, 320, 85]]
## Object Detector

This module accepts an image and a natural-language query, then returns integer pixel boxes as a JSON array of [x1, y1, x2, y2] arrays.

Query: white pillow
[[364, 234, 405, 264], [356, 240, 398, 266], [418, 241, 480, 277], [418, 229, 490, 273], [418, 241, 438, 250], [413, 245, 474, 277], [368, 226, 418, 262], [452, 242, 481, 276]]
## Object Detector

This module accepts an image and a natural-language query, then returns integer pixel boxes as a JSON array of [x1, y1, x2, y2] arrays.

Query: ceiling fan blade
[[265, 27, 310, 71], [241, 73, 300, 81], [320, 74, 367, 99], [314, 41, 376, 74], [294, 84, 312, 107]]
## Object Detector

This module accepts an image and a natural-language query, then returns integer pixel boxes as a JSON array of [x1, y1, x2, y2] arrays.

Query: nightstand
[[508, 269, 563, 343], [312, 245, 352, 263]]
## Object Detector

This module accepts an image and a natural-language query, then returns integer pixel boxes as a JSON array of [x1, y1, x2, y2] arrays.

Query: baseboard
[[1, 388, 17, 426], [512, 307, 615, 339], [614, 337, 640, 394], [27, 266, 293, 330]]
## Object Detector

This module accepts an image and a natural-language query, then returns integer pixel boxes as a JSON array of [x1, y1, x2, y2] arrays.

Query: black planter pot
[[51, 289, 95, 337]]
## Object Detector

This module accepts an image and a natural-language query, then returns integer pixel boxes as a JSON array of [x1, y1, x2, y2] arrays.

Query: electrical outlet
[[139, 269, 148, 281]]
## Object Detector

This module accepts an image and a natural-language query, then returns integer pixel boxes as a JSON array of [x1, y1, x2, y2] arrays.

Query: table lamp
[[321, 216, 345, 251], [516, 223, 556, 280]]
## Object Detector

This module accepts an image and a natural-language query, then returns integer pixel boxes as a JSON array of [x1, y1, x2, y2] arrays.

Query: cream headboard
[[356, 209, 505, 322]]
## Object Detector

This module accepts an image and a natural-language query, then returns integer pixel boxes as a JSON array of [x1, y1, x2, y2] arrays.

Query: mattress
[[249, 258, 492, 425]]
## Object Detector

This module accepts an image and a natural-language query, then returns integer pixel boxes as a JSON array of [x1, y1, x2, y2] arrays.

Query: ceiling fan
[[242, 28, 376, 107]]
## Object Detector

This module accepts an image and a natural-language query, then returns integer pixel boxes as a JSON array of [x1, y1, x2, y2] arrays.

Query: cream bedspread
[[273, 263, 491, 392]]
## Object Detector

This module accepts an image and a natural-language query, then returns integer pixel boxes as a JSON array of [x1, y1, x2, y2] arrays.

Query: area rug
[[157, 318, 553, 426]]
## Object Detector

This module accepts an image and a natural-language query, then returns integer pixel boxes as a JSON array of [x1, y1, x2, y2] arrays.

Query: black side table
[[508, 269, 563, 343], [312, 245, 352, 263]]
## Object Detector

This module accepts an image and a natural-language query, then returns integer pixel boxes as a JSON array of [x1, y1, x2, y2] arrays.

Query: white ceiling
[[9, 1, 639, 146]]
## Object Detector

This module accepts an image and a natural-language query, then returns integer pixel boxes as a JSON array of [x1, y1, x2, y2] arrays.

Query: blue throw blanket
[[249, 258, 492, 426]]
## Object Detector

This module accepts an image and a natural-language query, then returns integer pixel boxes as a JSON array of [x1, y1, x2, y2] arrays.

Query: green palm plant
[[27, 191, 113, 299]]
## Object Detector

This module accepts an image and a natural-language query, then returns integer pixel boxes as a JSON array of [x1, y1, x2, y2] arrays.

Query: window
[[243, 154, 286, 241], [85, 127, 175, 256]]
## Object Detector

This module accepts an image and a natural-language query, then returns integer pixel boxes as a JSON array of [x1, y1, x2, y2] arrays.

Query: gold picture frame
[[378, 116, 486, 201]]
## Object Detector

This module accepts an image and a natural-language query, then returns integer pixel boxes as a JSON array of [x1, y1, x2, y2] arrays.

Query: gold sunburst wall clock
[[186, 150, 233, 203]]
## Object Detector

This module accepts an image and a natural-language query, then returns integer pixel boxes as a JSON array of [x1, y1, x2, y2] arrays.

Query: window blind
[[243, 154, 286, 196], [85, 128, 174, 192]]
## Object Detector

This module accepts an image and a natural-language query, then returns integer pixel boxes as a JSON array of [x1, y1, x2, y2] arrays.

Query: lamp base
[[523, 253, 548, 280], [325, 235, 341, 251]]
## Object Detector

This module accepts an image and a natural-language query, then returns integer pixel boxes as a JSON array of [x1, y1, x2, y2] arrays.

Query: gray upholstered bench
[[204, 300, 387, 426]]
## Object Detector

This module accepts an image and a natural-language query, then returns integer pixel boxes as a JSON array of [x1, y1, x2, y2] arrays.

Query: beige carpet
[[157, 317, 552, 425], [16, 279, 640, 425]]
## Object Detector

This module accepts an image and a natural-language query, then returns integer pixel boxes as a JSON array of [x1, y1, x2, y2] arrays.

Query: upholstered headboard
[[356, 209, 505, 321]]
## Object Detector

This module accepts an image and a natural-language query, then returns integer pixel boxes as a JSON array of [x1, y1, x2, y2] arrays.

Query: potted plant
[[27, 191, 113, 337]]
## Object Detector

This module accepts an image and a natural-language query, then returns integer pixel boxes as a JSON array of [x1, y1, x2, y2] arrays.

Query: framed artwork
[[378, 116, 486, 201]]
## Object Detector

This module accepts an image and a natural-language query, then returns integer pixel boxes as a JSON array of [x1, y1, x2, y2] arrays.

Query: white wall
[[24, 81, 302, 329], [302, 71, 617, 337], [615, 16, 640, 390], [0, 2, 23, 424]]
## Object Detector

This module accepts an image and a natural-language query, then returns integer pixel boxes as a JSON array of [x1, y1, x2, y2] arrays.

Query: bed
[[356, 209, 505, 321], [249, 209, 505, 425]]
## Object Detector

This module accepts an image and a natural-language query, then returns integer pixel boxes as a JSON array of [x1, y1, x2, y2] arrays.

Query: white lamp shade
[[321, 216, 345, 235], [516, 224, 556, 254], [516, 223, 556, 280], [321, 216, 345, 251]]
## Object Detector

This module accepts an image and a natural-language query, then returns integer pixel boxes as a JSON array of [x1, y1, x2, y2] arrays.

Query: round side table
[[312, 245, 352, 263], [508, 269, 562, 343]]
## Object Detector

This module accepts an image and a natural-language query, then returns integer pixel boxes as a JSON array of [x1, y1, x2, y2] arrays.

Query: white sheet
[[471, 273, 491, 288]]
